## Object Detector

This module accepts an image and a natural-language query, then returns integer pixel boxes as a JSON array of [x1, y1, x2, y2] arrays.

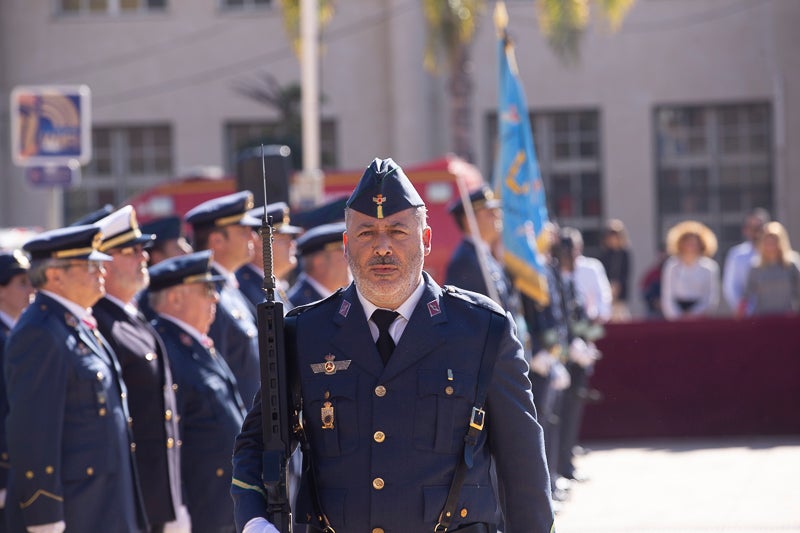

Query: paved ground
[[553, 435, 800, 533]]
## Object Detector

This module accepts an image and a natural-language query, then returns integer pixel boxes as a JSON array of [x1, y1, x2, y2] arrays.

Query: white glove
[[27, 522, 66, 533], [551, 362, 572, 391], [529, 349, 555, 376], [243, 517, 281, 533], [569, 338, 597, 368], [163, 505, 192, 533]]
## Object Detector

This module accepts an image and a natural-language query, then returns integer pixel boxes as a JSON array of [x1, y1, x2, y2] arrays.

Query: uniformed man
[[232, 158, 555, 532], [445, 185, 516, 311], [0, 251, 35, 533], [4, 225, 146, 532], [148, 251, 246, 533], [139, 216, 193, 267], [236, 202, 302, 310], [285, 222, 350, 307], [93, 207, 188, 532], [185, 192, 261, 408]]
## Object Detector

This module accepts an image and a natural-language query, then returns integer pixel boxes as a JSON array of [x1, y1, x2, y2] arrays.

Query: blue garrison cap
[[140, 216, 183, 243], [96, 205, 156, 252], [147, 250, 225, 292], [69, 204, 115, 227], [245, 202, 303, 235], [184, 191, 261, 230], [447, 185, 501, 217], [346, 158, 424, 219], [23, 225, 113, 262], [0, 250, 30, 285], [295, 222, 346, 257]]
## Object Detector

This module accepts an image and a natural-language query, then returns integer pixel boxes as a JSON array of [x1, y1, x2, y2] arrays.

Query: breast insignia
[[311, 353, 351, 375]]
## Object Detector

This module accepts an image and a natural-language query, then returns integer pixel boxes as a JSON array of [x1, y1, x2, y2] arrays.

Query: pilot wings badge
[[311, 354, 351, 375]]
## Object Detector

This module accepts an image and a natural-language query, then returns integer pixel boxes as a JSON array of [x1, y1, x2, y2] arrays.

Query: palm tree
[[422, 0, 636, 161]]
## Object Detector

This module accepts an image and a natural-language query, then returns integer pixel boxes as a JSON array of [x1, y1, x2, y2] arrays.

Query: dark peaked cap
[[346, 157, 424, 219], [147, 250, 225, 292]]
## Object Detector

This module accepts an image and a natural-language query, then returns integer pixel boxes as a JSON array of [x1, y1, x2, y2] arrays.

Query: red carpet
[[581, 315, 800, 439]]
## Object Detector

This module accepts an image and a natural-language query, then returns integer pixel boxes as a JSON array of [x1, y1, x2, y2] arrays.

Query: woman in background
[[738, 221, 800, 317], [661, 221, 720, 320]]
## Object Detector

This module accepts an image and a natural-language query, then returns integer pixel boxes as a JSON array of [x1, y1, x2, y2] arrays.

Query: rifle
[[256, 144, 294, 532]]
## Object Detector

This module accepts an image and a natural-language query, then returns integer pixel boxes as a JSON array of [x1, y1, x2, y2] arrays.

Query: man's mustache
[[368, 257, 398, 266]]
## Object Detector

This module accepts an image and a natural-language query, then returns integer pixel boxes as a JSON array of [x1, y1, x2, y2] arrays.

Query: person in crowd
[[4, 225, 146, 532], [598, 219, 632, 321], [639, 243, 669, 319], [149, 252, 245, 533], [661, 220, 720, 320], [561, 227, 612, 324], [140, 216, 193, 267], [738, 221, 800, 317], [0, 251, 34, 532], [231, 157, 555, 532], [93, 206, 188, 532], [445, 185, 517, 311], [236, 202, 302, 310], [285, 222, 350, 307], [722, 208, 770, 312], [185, 192, 261, 408]]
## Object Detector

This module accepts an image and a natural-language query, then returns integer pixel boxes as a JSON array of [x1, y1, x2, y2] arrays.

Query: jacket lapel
[[329, 284, 385, 378], [381, 274, 447, 380]]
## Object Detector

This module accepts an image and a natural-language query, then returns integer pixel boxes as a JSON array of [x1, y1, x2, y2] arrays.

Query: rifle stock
[[257, 144, 294, 532]]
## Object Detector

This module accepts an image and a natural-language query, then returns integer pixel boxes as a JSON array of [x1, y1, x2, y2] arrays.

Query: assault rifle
[[256, 145, 294, 532]]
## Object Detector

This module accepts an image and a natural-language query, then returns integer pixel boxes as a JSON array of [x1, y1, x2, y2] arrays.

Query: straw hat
[[666, 220, 718, 257]]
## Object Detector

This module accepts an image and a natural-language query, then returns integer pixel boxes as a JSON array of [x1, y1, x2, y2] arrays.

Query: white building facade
[[1, 0, 798, 316]]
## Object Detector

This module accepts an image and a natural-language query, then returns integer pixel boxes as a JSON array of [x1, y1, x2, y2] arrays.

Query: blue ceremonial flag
[[492, 4, 550, 306]]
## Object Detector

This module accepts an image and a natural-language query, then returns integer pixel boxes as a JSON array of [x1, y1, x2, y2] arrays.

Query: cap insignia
[[372, 194, 387, 219]]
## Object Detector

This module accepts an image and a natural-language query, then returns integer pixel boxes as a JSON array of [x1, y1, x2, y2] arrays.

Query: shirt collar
[[40, 290, 94, 324], [0, 310, 16, 330], [104, 294, 139, 317], [159, 314, 207, 344]]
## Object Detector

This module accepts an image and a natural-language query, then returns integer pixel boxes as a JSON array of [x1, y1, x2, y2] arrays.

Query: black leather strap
[[436, 312, 505, 532]]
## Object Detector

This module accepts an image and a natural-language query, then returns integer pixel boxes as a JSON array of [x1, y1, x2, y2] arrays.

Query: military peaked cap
[[447, 185, 501, 217], [0, 250, 30, 285], [140, 216, 184, 244], [245, 202, 303, 235], [23, 225, 113, 262], [295, 222, 346, 257], [96, 205, 155, 252], [184, 191, 261, 230], [147, 250, 225, 292]]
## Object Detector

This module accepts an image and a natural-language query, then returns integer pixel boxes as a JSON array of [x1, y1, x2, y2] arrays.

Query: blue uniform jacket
[[3, 293, 145, 532], [232, 273, 554, 532], [0, 321, 11, 533], [209, 268, 260, 409], [285, 273, 325, 308], [94, 297, 182, 526], [445, 238, 517, 313], [154, 317, 245, 532], [235, 265, 293, 312]]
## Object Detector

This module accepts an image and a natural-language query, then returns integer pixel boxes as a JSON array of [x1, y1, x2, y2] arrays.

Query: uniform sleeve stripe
[[231, 477, 266, 498], [19, 489, 64, 509]]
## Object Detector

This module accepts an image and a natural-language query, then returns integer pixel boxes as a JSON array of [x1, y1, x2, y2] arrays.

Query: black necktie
[[371, 309, 399, 365]]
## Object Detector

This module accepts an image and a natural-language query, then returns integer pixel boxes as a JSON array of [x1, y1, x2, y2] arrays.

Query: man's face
[[172, 282, 218, 335], [48, 259, 107, 308], [344, 207, 431, 309], [222, 224, 256, 269], [0, 273, 34, 318], [743, 216, 765, 243], [475, 206, 503, 246], [273, 233, 297, 280], [105, 243, 150, 297]]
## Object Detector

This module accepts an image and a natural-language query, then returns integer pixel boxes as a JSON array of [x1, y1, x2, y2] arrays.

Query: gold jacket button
[[373, 431, 386, 443], [216, 468, 224, 477], [86, 467, 94, 476], [445, 386, 454, 396], [167, 438, 174, 449], [372, 477, 385, 490], [25, 471, 33, 479], [374, 385, 387, 397], [45, 466, 54, 475], [98, 407, 107, 416], [172, 383, 178, 391], [460, 508, 468, 518], [165, 409, 173, 421]]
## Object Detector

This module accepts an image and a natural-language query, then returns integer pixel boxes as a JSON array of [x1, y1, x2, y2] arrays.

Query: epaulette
[[442, 284, 507, 317], [286, 288, 344, 317]]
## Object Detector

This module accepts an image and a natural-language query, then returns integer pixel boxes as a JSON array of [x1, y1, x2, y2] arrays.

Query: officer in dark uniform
[[236, 202, 302, 310], [4, 225, 146, 532], [148, 252, 246, 533], [0, 251, 34, 533], [93, 206, 186, 532], [232, 158, 555, 532], [445, 185, 517, 312], [285, 222, 349, 307], [185, 192, 262, 408]]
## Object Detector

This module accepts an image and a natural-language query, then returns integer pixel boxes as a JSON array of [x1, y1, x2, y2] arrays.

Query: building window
[[486, 109, 604, 255], [56, 0, 166, 15], [655, 102, 772, 256], [65, 125, 173, 223], [224, 119, 338, 172], [219, 0, 271, 10]]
